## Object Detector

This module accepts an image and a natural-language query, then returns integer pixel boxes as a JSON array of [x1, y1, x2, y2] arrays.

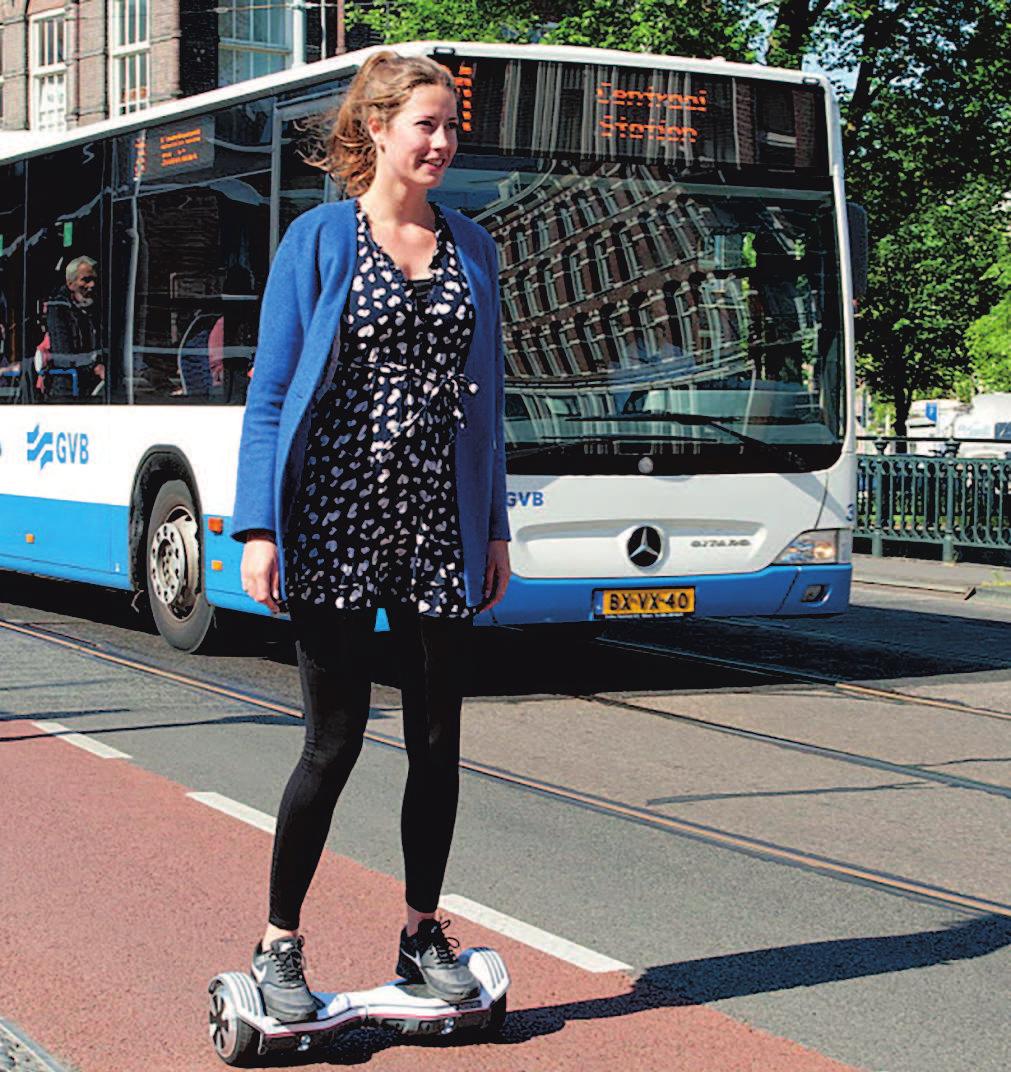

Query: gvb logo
[[26, 424, 90, 471], [26, 425, 53, 469], [506, 490, 545, 508]]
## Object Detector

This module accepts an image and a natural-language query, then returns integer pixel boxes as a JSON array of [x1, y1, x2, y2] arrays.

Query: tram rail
[[3, 612, 1009, 923], [597, 636, 1011, 725]]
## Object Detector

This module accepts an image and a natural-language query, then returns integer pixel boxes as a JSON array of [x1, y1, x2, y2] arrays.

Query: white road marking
[[32, 721, 131, 760], [181, 795, 630, 973], [187, 791, 277, 834], [439, 894, 631, 973]]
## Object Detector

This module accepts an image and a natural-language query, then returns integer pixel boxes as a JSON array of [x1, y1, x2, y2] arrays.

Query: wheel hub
[[149, 509, 199, 618], [209, 985, 238, 1057]]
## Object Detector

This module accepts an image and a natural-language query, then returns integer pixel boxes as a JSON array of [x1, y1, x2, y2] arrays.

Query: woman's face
[[372, 84, 459, 189]]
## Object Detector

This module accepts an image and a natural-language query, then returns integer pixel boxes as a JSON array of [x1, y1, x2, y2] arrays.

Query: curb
[[975, 584, 1011, 606], [851, 574, 976, 598], [0, 1019, 75, 1072]]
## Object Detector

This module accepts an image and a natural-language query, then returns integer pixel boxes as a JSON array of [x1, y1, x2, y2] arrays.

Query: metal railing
[[856, 437, 1011, 561]]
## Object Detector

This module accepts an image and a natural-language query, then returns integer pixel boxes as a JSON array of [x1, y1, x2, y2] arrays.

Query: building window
[[574, 313, 605, 371], [219, 0, 291, 86], [559, 204, 575, 237], [560, 245, 584, 302], [589, 233, 612, 291], [503, 288, 520, 323], [536, 258, 555, 311], [522, 274, 539, 316], [110, 0, 151, 116], [30, 11, 67, 132]]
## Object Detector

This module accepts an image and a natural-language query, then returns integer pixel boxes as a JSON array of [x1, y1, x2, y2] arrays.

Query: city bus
[[0, 41, 861, 651]]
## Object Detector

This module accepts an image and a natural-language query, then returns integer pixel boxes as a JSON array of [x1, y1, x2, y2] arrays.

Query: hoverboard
[[208, 946, 509, 1064]]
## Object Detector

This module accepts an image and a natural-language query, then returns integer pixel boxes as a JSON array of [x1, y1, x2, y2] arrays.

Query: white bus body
[[0, 41, 855, 648]]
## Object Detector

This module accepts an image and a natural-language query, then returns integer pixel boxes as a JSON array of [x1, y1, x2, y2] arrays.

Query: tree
[[351, 0, 542, 45], [538, 0, 759, 59], [966, 243, 1011, 393], [812, 2, 1011, 232], [857, 180, 1007, 433], [765, 0, 834, 68], [827, 1, 1011, 426], [354, 0, 760, 59]]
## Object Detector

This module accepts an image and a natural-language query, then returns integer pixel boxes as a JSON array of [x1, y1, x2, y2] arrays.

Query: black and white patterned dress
[[286, 200, 478, 617]]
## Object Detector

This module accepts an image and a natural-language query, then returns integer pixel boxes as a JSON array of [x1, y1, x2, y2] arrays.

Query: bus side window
[[24, 142, 109, 404], [110, 99, 271, 405], [0, 161, 27, 404]]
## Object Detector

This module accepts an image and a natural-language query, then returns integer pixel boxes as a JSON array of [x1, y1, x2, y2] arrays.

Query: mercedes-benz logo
[[627, 525, 663, 568]]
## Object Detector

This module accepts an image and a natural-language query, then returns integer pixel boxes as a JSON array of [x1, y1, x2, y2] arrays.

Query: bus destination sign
[[594, 79, 708, 148], [437, 53, 827, 177], [133, 117, 215, 181]]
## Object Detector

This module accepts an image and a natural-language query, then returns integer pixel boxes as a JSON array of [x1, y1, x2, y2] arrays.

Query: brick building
[[0, 0, 379, 133]]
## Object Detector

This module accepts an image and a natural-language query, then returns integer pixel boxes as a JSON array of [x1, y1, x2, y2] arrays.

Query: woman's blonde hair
[[302, 51, 457, 196]]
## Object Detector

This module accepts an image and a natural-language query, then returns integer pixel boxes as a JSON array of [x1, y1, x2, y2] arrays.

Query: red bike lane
[[0, 718, 860, 1072]]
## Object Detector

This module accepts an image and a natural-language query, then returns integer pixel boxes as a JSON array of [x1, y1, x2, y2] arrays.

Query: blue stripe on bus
[[205, 517, 851, 622], [489, 564, 852, 624], [0, 497, 851, 624], [0, 494, 131, 588]]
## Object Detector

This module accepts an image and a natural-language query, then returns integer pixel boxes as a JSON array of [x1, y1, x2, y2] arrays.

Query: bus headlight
[[773, 529, 852, 565]]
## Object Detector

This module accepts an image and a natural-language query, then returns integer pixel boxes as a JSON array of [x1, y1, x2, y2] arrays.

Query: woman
[[231, 51, 511, 1023]]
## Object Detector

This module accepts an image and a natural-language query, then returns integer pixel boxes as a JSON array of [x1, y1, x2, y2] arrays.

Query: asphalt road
[[1, 571, 1009, 1072]]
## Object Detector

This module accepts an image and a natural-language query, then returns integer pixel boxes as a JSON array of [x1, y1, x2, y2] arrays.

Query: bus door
[[271, 96, 343, 255], [0, 140, 120, 583]]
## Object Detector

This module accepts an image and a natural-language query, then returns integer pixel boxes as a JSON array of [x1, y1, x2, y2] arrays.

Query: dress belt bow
[[347, 357, 479, 464]]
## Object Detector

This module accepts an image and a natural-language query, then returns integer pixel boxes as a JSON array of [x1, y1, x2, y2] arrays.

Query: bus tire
[[145, 479, 214, 652]]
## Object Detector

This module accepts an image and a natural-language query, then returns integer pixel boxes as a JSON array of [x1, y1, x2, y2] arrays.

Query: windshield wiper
[[508, 434, 613, 460], [565, 411, 809, 471]]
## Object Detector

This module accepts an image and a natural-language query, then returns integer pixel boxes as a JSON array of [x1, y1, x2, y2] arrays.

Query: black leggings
[[268, 598, 472, 931]]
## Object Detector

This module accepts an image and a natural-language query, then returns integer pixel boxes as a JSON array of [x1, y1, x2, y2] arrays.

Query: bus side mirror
[[847, 202, 868, 301]]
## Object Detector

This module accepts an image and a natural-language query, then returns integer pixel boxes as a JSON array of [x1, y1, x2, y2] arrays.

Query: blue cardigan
[[230, 198, 510, 606]]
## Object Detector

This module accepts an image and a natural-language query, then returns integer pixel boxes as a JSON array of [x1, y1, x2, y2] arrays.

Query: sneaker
[[396, 918, 480, 1003], [251, 935, 322, 1024]]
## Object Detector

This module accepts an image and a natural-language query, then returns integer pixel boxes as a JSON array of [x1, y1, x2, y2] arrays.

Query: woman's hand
[[241, 535, 281, 614], [482, 539, 511, 612]]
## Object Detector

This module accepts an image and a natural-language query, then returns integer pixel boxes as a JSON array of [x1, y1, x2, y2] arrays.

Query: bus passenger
[[231, 51, 511, 1024], [42, 255, 104, 399]]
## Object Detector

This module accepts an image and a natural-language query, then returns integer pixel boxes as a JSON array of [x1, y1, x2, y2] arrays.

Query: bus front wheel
[[146, 480, 214, 652]]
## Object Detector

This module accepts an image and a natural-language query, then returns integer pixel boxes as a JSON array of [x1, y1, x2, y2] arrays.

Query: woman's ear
[[367, 114, 385, 153]]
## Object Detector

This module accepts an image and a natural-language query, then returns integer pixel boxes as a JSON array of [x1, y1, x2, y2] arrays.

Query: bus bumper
[[487, 564, 852, 625]]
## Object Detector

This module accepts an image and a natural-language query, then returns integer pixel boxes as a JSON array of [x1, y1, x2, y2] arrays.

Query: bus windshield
[[437, 53, 844, 474]]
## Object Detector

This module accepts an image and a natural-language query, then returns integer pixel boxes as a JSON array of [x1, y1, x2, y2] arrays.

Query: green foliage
[[832, 1, 1011, 237], [539, 0, 761, 60], [966, 245, 1011, 393], [820, 0, 1011, 425], [857, 180, 1007, 431], [351, 0, 761, 57], [349, 0, 542, 44], [952, 373, 976, 406]]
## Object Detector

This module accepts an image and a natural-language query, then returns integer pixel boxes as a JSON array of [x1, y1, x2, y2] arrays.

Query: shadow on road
[[5, 571, 1011, 699], [236, 914, 1011, 1065]]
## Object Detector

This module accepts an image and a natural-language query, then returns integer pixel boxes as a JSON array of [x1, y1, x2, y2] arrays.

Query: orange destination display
[[132, 117, 215, 181], [438, 52, 828, 181]]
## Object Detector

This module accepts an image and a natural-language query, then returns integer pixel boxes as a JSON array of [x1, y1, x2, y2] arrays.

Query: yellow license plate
[[599, 587, 696, 617]]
